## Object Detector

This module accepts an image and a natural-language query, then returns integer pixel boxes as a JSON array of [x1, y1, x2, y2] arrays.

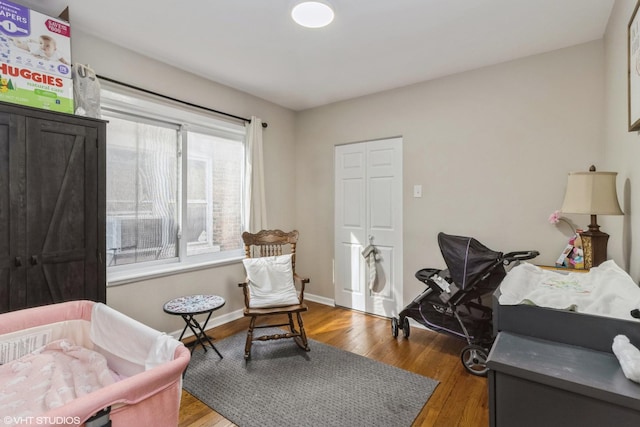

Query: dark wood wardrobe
[[0, 102, 106, 312]]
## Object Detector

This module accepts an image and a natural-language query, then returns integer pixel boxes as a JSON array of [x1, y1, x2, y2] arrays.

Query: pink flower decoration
[[549, 210, 578, 236], [548, 210, 561, 224]]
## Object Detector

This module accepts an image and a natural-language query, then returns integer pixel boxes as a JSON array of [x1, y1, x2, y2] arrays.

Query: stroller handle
[[503, 250, 539, 265]]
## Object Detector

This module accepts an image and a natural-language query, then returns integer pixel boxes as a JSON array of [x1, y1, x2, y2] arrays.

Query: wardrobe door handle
[[14, 257, 22, 267], [30, 255, 38, 265]]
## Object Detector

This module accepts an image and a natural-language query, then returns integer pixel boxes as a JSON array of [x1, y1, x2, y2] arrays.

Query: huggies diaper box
[[0, 63, 73, 113], [0, 0, 73, 113], [0, 0, 71, 78]]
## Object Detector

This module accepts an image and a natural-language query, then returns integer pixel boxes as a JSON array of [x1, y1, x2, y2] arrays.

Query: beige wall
[[295, 41, 605, 308], [603, 0, 640, 279], [71, 25, 613, 329], [70, 30, 297, 333]]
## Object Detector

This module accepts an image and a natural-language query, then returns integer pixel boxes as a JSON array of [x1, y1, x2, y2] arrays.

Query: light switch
[[413, 185, 422, 198]]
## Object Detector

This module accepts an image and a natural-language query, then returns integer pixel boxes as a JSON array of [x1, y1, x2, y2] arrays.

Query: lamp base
[[579, 229, 609, 269]]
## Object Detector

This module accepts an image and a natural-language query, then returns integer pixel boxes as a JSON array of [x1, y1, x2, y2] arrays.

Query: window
[[101, 84, 246, 283], [105, 115, 179, 265]]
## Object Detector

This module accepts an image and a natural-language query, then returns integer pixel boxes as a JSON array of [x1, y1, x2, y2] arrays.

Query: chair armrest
[[294, 273, 310, 303], [294, 273, 310, 284], [238, 279, 250, 308]]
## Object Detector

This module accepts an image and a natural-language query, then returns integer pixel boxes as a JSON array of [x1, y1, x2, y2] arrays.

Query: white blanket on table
[[499, 260, 640, 321]]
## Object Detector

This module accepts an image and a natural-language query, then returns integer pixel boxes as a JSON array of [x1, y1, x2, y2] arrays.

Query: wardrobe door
[[0, 113, 25, 313], [20, 118, 99, 308]]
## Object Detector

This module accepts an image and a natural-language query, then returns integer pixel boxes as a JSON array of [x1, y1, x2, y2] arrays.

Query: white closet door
[[334, 137, 403, 317]]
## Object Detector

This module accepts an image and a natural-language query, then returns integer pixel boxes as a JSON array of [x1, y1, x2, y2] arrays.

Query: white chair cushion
[[242, 254, 300, 308]]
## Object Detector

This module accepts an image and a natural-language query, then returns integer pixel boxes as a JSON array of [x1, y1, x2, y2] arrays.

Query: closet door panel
[[0, 113, 10, 311], [0, 113, 26, 313], [23, 118, 98, 308]]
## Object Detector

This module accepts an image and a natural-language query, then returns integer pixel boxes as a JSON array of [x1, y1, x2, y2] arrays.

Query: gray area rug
[[182, 329, 438, 427]]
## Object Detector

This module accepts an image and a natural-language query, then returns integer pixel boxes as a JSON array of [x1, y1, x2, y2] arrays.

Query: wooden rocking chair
[[238, 229, 310, 360]]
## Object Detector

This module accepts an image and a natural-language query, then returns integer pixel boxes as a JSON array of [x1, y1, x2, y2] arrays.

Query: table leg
[[182, 312, 223, 359], [177, 322, 189, 342]]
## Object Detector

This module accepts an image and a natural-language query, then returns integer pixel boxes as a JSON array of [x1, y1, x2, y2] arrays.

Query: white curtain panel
[[245, 116, 267, 232]]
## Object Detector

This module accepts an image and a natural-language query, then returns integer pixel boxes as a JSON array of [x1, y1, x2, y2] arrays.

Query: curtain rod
[[96, 74, 268, 128]]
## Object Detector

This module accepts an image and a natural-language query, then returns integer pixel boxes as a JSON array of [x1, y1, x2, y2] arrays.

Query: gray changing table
[[489, 283, 640, 427], [487, 332, 640, 427]]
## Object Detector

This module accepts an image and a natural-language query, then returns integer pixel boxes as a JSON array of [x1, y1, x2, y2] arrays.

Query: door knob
[[14, 257, 21, 267], [30, 255, 38, 265]]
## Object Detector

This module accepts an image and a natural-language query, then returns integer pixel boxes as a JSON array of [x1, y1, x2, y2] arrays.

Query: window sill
[[107, 255, 245, 287]]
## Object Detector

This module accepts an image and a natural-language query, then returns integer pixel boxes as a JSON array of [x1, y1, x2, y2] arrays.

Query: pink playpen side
[[0, 300, 190, 426]]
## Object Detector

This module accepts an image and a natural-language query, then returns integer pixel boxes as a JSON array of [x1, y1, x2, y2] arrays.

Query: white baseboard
[[168, 308, 244, 340], [169, 293, 335, 340], [305, 292, 335, 307], [406, 317, 429, 330]]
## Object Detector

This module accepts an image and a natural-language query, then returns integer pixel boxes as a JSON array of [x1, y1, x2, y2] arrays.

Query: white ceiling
[[19, 0, 614, 111]]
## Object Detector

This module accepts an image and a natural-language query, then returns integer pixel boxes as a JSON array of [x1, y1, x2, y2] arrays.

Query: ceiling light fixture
[[291, 1, 334, 28]]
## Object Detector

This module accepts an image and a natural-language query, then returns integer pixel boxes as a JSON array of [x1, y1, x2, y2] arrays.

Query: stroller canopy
[[437, 233, 503, 290]]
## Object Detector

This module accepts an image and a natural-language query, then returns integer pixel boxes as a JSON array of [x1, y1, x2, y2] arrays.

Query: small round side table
[[163, 294, 225, 359]]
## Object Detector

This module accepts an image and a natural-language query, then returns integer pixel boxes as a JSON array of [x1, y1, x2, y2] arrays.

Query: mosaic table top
[[163, 294, 226, 315]]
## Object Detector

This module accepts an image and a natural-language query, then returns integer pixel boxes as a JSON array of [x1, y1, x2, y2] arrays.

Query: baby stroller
[[391, 232, 538, 376]]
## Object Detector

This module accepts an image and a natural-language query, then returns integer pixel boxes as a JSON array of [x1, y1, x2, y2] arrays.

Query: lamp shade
[[560, 171, 623, 215]]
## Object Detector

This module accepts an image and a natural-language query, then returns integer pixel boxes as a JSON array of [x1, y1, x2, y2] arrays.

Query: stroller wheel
[[460, 345, 489, 377], [402, 316, 410, 338], [391, 317, 399, 338]]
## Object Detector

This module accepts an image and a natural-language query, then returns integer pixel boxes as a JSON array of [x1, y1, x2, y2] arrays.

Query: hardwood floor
[[178, 301, 489, 427]]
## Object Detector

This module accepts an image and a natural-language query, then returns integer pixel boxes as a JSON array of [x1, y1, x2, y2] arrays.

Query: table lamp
[[560, 165, 623, 268]]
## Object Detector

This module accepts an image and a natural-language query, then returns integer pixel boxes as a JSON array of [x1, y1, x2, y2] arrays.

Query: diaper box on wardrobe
[[0, 0, 72, 79], [0, 64, 73, 114], [0, 0, 73, 113]]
